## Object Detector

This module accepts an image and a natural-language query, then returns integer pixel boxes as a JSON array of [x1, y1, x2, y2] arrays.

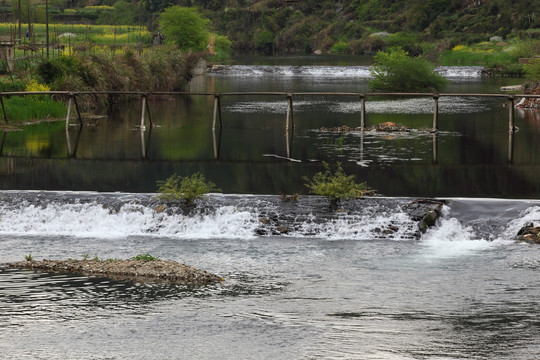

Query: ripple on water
[[0, 268, 222, 327]]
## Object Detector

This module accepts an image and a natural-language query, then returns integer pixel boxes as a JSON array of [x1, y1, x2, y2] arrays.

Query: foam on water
[[0, 201, 259, 240], [418, 204, 529, 259], [210, 65, 483, 79], [435, 66, 484, 78], [0, 193, 536, 246], [282, 210, 417, 240], [0, 195, 419, 241], [421, 217, 495, 259], [336, 96, 490, 114], [225, 97, 490, 115], [498, 205, 540, 240]]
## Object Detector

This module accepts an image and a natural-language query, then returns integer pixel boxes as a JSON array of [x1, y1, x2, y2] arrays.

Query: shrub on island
[[369, 48, 447, 92]]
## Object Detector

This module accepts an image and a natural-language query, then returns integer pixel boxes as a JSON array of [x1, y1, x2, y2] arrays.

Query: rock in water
[[402, 199, 445, 233], [516, 223, 540, 244]]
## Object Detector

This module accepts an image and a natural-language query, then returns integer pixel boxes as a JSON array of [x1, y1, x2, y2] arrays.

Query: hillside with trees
[[198, 0, 539, 54], [6, 0, 539, 55]]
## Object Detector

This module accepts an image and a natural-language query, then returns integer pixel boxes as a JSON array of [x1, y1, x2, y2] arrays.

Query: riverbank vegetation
[[157, 173, 221, 205], [0, 5, 232, 121], [2, 1, 538, 71], [0, 42, 200, 122], [369, 48, 447, 92], [0, 0, 537, 124], [304, 162, 373, 209], [1, 79, 66, 123]]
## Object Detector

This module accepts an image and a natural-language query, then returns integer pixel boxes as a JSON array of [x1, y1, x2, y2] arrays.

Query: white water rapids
[[0, 192, 536, 251], [209, 65, 484, 79], [1, 192, 539, 360]]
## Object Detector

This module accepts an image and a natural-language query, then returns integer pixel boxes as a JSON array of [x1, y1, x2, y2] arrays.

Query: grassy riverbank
[[0, 44, 201, 122]]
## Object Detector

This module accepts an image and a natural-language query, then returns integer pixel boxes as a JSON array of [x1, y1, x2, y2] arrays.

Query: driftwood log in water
[[4, 259, 222, 285]]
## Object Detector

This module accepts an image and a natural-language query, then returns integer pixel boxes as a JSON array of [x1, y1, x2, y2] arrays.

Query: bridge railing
[[0, 90, 539, 133]]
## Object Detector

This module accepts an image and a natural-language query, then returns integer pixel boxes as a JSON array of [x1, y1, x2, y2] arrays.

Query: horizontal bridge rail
[[0, 91, 538, 134], [0, 90, 536, 165], [1, 90, 539, 98]]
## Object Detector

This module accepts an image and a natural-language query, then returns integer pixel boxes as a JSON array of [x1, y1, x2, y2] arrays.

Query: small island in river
[[4, 258, 223, 285]]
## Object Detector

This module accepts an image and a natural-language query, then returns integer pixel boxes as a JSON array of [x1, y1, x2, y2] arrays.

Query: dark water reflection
[[0, 60, 537, 197]]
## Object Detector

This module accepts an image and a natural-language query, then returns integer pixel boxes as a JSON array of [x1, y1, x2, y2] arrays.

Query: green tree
[[369, 48, 447, 92], [159, 6, 210, 51]]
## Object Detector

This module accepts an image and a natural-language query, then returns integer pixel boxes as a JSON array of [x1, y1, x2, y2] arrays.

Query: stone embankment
[[4, 259, 222, 285]]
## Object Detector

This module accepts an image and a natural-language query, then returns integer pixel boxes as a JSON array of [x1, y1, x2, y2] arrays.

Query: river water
[[0, 56, 539, 359]]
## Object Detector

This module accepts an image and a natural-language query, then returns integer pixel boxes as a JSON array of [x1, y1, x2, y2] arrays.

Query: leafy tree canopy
[[158, 6, 210, 51]]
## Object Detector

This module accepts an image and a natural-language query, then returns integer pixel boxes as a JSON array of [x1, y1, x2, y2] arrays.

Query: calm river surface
[[0, 55, 539, 359]]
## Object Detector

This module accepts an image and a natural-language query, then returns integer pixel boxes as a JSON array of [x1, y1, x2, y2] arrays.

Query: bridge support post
[[0, 131, 6, 155], [508, 131, 514, 164], [508, 96, 515, 133], [0, 95, 8, 124], [360, 95, 366, 130], [139, 94, 153, 129], [212, 94, 222, 131], [286, 93, 294, 132], [68, 93, 83, 126], [432, 133, 438, 164], [433, 94, 439, 131], [145, 94, 153, 127], [65, 96, 72, 128]]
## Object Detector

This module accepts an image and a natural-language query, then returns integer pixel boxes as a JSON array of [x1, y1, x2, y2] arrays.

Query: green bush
[[212, 34, 232, 61], [157, 172, 220, 204], [37, 56, 82, 85], [214, 34, 232, 54], [506, 39, 539, 60], [37, 60, 64, 84], [254, 29, 275, 53], [330, 40, 350, 54], [304, 162, 372, 209], [369, 48, 447, 92], [524, 59, 540, 81]]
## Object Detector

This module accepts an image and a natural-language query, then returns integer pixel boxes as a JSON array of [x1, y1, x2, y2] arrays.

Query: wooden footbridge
[[0, 90, 539, 163], [0, 90, 537, 132]]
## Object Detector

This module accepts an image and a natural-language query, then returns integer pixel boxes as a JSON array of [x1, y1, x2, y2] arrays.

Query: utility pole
[[17, 0, 21, 43], [27, 0, 30, 43], [46, 0, 49, 58]]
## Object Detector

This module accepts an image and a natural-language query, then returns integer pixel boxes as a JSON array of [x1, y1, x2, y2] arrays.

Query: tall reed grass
[[36, 45, 199, 111], [3, 96, 67, 123]]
